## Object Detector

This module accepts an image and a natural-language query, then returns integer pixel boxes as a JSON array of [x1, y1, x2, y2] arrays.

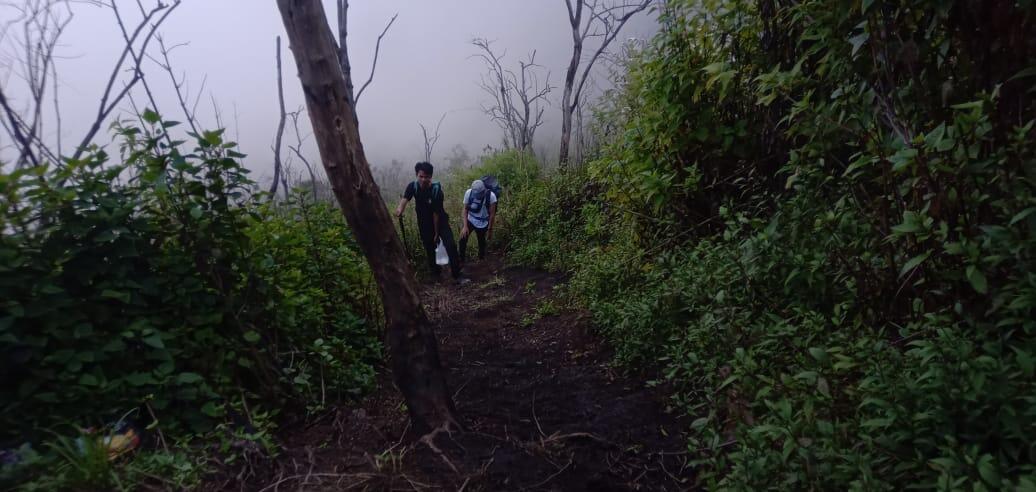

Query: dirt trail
[[240, 257, 693, 491]]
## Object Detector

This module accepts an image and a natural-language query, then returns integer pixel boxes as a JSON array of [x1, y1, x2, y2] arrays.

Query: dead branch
[[419, 425, 460, 475], [472, 38, 551, 150], [0, 0, 72, 167], [149, 36, 202, 135], [71, 0, 181, 161], [335, 0, 354, 102], [271, 35, 287, 196], [571, 0, 650, 112], [525, 459, 573, 489], [109, 0, 166, 141], [354, 12, 397, 105], [419, 112, 446, 162], [287, 107, 319, 201]]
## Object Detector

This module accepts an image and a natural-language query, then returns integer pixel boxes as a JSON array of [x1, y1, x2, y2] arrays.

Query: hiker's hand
[[460, 226, 469, 238], [487, 228, 493, 241]]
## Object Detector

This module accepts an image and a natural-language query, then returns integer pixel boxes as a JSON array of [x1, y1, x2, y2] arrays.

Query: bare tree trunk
[[559, 95, 575, 167], [575, 101, 583, 164], [558, 0, 651, 168], [277, 0, 459, 433], [558, 0, 583, 168], [271, 36, 287, 196], [420, 112, 447, 162]]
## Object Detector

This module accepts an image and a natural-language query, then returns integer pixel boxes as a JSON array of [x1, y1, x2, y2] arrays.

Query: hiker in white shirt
[[459, 179, 497, 264]]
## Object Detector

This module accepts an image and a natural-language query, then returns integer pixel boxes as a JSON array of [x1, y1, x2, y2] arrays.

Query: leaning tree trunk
[[558, 55, 579, 168], [277, 0, 458, 432]]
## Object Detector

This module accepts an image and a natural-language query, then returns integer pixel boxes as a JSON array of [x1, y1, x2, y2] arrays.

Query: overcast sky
[[1, 1, 658, 184]]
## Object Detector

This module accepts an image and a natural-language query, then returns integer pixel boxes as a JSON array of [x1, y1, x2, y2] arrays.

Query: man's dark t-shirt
[[403, 181, 447, 232]]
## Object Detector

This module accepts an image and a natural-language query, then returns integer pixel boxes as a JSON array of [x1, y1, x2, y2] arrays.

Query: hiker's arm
[[395, 197, 409, 218], [488, 202, 497, 239], [461, 206, 470, 238]]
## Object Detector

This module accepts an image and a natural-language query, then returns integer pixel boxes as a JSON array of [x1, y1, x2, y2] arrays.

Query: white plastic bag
[[435, 239, 449, 265]]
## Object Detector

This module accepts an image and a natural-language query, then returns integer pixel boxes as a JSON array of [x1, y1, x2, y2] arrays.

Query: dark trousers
[[459, 220, 487, 262], [419, 215, 461, 279]]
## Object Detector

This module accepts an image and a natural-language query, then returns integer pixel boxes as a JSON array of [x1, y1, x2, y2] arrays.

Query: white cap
[[471, 179, 485, 192]]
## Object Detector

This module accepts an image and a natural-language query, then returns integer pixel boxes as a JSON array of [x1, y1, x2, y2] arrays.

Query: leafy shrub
[[0, 114, 380, 484], [501, 0, 1036, 488]]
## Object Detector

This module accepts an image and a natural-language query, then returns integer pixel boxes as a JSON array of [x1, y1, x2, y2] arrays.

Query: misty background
[[1, 1, 659, 187]]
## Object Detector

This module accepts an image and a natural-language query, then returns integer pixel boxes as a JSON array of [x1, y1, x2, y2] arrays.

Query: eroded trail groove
[[246, 258, 692, 491]]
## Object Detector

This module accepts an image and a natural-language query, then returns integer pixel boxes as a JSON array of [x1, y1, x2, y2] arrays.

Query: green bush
[[0, 115, 380, 487], [501, 0, 1036, 488]]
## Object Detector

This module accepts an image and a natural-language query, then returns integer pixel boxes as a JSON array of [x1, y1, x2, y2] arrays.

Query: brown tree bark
[[277, 0, 459, 433]]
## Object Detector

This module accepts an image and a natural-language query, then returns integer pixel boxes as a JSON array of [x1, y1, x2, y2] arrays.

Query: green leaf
[[816, 377, 831, 397], [243, 331, 261, 343], [1009, 207, 1036, 226], [951, 100, 983, 111], [100, 289, 131, 303], [124, 372, 154, 386], [1008, 67, 1036, 82], [201, 401, 223, 418], [190, 205, 203, 219], [701, 61, 726, 75], [142, 334, 165, 349], [892, 211, 926, 235], [898, 251, 931, 278], [176, 372, 204, 385], [849, 32, 869, 57], [977, 454, 999, 486], [717, 374, 737, 391], [142, 108, 160, 124], [808, 347, 829, 365], [1012, 347, 1034, 377], [889, 148, 918, 172], [39, 284, 64, 294], [966, 266, 988, 294], [861, 0, 874, 12], [79, 374, 100, 386]]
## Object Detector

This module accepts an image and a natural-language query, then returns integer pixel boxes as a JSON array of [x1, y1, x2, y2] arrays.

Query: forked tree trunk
[[558, 0, 583, 169], [559, 0, 651, 168], [276, 0, 458, 432]]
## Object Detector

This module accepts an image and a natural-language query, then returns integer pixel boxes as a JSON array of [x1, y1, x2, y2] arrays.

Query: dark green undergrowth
[[0, 114, 380, 490], [500, 0, 1036, 489]]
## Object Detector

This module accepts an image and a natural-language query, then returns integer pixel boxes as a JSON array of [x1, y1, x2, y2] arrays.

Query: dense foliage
[[502, 0, 1036, 488], [0, 114, 380, 488]]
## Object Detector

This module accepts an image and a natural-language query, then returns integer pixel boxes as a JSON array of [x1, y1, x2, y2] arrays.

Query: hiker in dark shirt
[[395, 162, 466, 283]]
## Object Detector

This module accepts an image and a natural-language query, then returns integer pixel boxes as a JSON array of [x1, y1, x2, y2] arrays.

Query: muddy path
[[232, 257, 694, 491]]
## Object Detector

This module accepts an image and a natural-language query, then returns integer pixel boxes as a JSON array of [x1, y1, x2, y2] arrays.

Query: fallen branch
[[257, 472, 376, 492], [526, 458, 572, 489], [419, 425, 460, 475]]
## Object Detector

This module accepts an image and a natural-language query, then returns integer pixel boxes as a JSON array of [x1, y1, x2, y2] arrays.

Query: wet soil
[[220, 257, 693, 491]]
